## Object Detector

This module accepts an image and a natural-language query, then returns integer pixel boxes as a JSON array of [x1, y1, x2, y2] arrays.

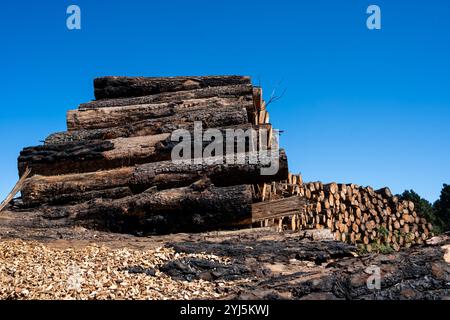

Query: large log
[[21, 149, 289, 206], [80, 84, 253, 109], [19, 133, 170, 177], [67, 96, 252, 131], [20, 123, 270, 176], [22, 167, 134, 206], [46, 105, 249, 144], [93, 75, 251, 100], [42, 183, 254, 235]]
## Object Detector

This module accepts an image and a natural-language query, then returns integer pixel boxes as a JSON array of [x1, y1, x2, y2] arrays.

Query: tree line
[[398, 184, 450, 234]]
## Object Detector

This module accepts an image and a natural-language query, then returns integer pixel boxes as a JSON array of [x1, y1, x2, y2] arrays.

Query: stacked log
[[22, 151, 288, 207], [92, 76, 251, 100], [17, 75, 295, 234], [258, 174, 433, 251]]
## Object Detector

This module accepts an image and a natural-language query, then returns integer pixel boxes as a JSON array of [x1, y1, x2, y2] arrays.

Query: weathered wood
[[0, 167, 31, 212], [21, 149, 289, 206], [94, 75, 251, 100], [80, 84, 253, 109], [252, 87, 263, 111], [19, 134, 170, 176], [46, 105, 249, 144], [42, 187, 134, 206], [67, 96, 252, 131], [252, 196, 306, 221], [20, 124, 271, 176], [42, 183, 254, 235], [225, 241, 449, 300], [22, 167, 134, 207]]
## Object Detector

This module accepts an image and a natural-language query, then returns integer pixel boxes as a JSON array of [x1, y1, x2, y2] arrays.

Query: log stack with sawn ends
[[257, 175, 433, 251], [18, 75, 301, 235]]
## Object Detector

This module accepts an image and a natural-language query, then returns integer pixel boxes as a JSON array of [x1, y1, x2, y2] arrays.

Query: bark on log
[[19, 134, 170, 176], [94, 75, 251, 100], [20, 124, 270, 176], [67, 97, 252, 131], [42, 183, 254, 235], [21, 149, 289, 206], [46, 105, 249, 144], [44, 187, 134, 205], [80, 84, 253, 109]]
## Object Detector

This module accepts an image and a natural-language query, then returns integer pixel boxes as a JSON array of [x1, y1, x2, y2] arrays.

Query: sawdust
[[0, 240, 250, 300]]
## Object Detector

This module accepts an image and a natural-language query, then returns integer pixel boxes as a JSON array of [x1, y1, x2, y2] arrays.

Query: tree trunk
[[80, 84, 253, 109], [46, 105, 249, 144], [67, 97, 252, 131], [21, 149, 288, 206], [42, 183, 254, 235], [94, 75, 251, 100], [19, 133, 170, 176], [20, 123, 271, 176]]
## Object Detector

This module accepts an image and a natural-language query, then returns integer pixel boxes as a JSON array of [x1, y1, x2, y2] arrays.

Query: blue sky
[[0, 0, 449, 202]]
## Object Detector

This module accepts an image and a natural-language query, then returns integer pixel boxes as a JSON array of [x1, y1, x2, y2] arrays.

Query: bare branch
[[265, 79, 287, 108]]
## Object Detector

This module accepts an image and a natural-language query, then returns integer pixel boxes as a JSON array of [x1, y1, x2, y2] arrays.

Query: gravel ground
[[0, 240, 250, 300]]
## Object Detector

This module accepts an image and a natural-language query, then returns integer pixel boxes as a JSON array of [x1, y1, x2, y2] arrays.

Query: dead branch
[[0, 167, 31, 212]]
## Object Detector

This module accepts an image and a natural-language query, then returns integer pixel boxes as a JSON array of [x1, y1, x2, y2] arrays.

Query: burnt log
[[67, 96, 252, 131], [20, 123, 271, 176], [42, 183, 254, 235], [94, 75, 251, 100], [226, 243, 450, 300], [46, 105, 249, 144], [21, 149, 288, 206], [80, 84, 253, 109]]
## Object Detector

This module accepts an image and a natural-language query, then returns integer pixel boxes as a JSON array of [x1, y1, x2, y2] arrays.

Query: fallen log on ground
[[67, 97, 252, 131], [21, 149, 289, 206], [224, 241, 450, 300], [94, 75, 251, 100], [46, 105, 249, 144]]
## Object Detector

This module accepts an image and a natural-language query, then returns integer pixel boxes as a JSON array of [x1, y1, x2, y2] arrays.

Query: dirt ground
[[0, 209, 449, 300]]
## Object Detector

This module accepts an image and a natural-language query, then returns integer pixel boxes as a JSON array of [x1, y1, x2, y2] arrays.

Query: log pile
[[15, 74, 429, 248], [258, 174, 433, 251], [17, 75, 295, 234]]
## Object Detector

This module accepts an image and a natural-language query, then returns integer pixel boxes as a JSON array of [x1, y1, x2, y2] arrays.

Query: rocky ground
[[0, 208, 449, 300]]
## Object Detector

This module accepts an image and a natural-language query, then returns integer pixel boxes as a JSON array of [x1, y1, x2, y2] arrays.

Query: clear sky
[[0, 0, 449, 202]]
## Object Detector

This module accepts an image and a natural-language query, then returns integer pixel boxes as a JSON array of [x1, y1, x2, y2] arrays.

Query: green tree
[[433, 184, 450, 232], [398, 190, 444, 234]]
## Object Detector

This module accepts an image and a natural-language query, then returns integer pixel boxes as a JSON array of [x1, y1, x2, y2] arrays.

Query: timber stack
[[17, 75, 301, 235], [258, 175, 433, 251]]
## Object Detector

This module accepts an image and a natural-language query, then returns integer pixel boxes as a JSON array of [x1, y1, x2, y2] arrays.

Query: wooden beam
[[251, 195, 307, 222], [0, 167, 31, 212]]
